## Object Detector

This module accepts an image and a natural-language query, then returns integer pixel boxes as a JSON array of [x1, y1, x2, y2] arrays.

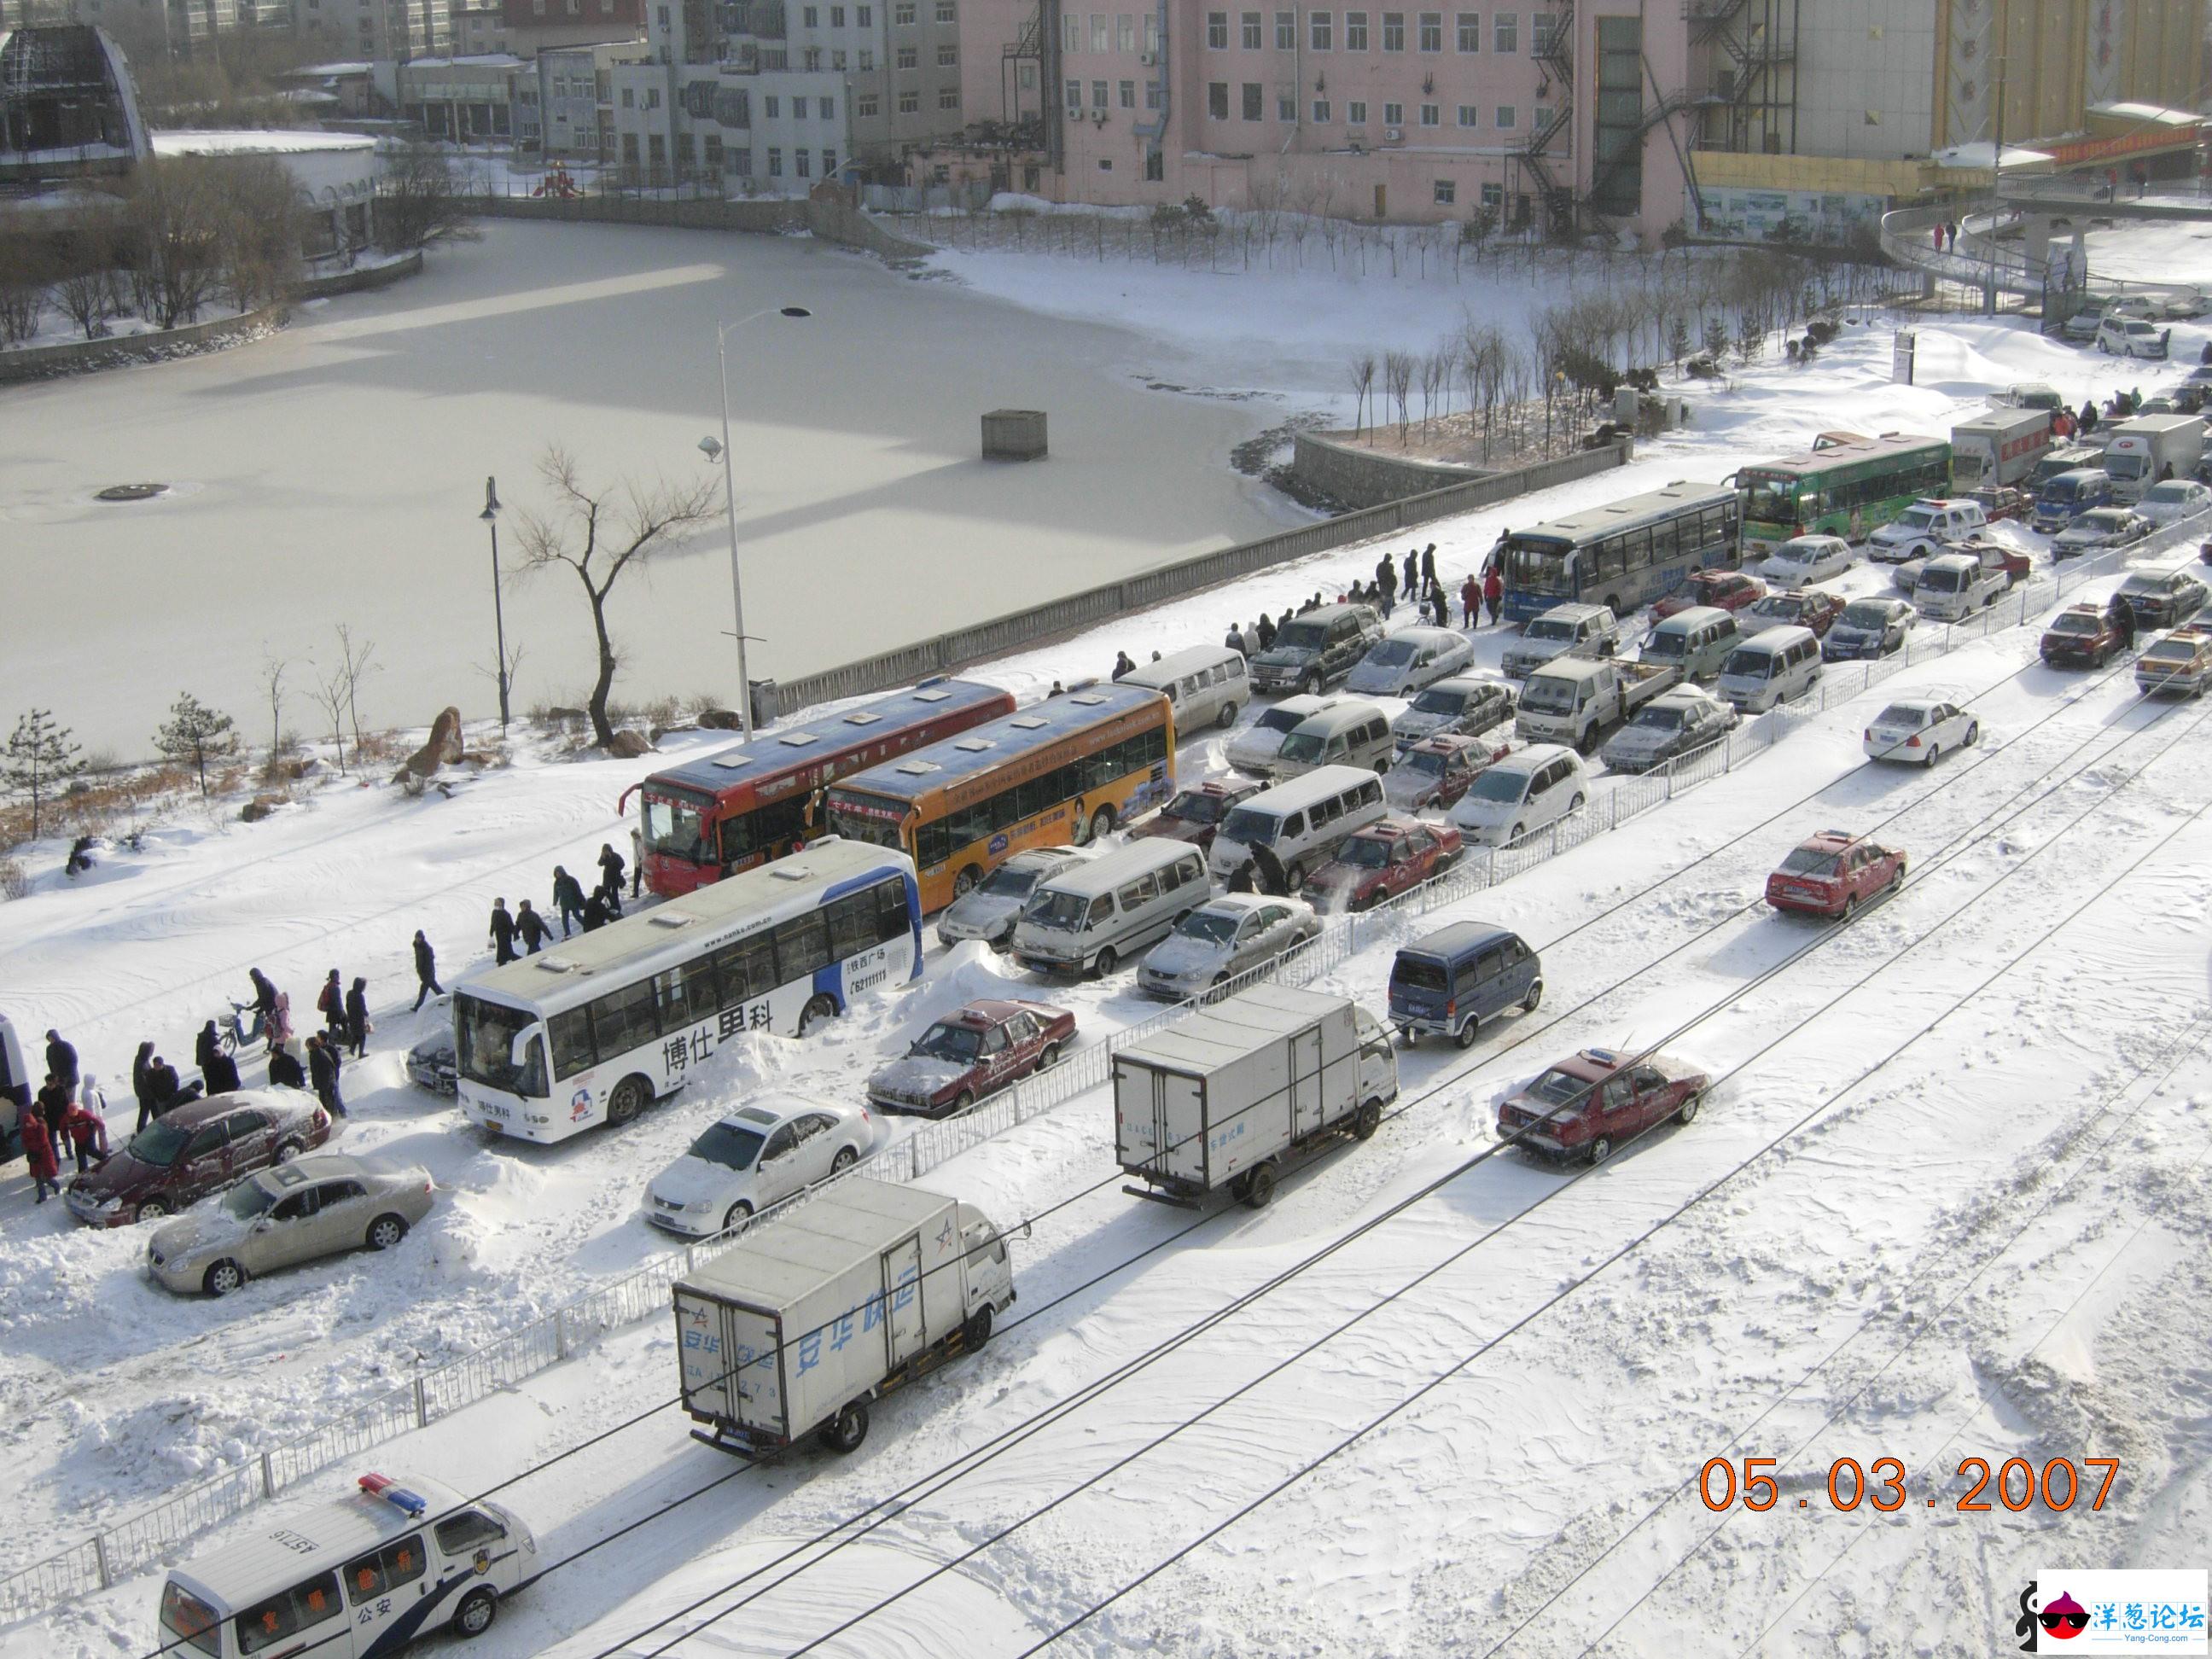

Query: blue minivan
[[1387, 922, 1543, 1047]]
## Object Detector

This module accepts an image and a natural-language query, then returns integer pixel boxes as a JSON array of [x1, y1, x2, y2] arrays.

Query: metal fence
[[5, 513, 2197, 1624]]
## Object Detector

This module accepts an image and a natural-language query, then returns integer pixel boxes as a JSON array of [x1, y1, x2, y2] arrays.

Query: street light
[[480, 475, 510, 733], [703, 304, 813, 740]]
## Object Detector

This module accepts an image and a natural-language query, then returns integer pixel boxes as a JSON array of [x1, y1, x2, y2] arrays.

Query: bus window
[[716, 934, 777, 1007], [160, 1583, 220, 1658], [590, 980, 661, 1058], [550, 1006, 597, 1079], [773, 911, 832, 980], [456, 995, 538, 1095]]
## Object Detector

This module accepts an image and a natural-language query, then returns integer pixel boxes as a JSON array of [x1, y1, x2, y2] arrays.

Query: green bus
[[1732, 432, 1953, 550]]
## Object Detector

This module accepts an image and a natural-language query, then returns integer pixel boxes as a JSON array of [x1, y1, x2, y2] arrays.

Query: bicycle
[[217, 1001, 267, 1056]]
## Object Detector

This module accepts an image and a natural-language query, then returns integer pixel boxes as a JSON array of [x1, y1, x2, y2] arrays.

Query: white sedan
[[643, 1092, 876, 1237], [1759, 533, 1855, 589], [1343, 626, 1476, 697], [1863, 697, 1980, 766], [2134, 479, 2212, 526]]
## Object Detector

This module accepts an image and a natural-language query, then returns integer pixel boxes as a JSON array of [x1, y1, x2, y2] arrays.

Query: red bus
[[625, 678, 1016, 898]]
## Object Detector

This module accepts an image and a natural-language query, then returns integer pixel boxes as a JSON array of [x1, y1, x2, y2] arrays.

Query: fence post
[[556, 1307, 572, 1360], [261, 1452, 276, 1499], [413, 1375, 429, 1429], [94, 1533, 114, 1592]]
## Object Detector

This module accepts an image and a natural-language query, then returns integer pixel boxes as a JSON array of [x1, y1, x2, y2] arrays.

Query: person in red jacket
[[1461, 573, 1481, 627], [1481, 563, 1505, 626], [23, 1086, 61, 1203]]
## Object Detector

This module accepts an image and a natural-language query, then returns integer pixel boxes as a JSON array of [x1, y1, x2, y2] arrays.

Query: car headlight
[[96, 1195, 123, 1214]]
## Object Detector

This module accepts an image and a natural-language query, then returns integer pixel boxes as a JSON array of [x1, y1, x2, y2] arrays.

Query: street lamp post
[[701, 304, 812, 741], [480, 476, 510, 733]]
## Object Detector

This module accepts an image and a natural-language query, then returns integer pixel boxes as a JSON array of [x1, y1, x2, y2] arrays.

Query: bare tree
[[307, 661, 352, 774], [513, 446, 719, 748], [213, 155, 306, 311], [259, 655, 292, 778], [0, 208, 51, 346], [1347, 353, 1377, 439], [1383, 350, 1415, 445], [51, 202, 122, 340], [376, 144, 482, 253], [327, 624, 379, 760]]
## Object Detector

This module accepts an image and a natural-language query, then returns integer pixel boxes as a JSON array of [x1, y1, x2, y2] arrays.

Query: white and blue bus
[[453, 839, 919, 1144], [1499, 480, 1742, 625]]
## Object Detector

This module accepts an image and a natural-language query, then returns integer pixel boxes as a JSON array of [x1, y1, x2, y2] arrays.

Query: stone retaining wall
[[467, 192, 936, 261], [1289, 429, 1491, 507]]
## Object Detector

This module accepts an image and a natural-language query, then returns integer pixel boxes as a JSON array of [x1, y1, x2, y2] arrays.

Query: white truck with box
[[2100, 414, 2207, 504], [1950, 405, 2052, 490], [1114, 983, 1399, 1209], [674, 1179, 1016, 1457]]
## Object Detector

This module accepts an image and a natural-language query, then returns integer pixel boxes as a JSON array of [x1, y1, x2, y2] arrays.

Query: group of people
[[1929, 220, 1964, 256], [19, 1030, 108, 1204], [487, 842, 634, 966]]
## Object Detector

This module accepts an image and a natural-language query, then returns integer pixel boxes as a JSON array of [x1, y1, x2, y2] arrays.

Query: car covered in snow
[[1389, 675, 1516, 752], [866, 999, 1075, 1117], [1994, 381, 2065, 410], [935, 845, 1092, 950], [1343, 626, 1476, 697], [1868, 498, 1988, 564], [1499, 603, 1622, 680], [1822, 597, 1918, 661], [66, 1090, 333, 1227], [1599, 687, 1738, 774], [2050, 507, 2154, 557], [145, 1154, 435, 1296], [1225, 692, 1338, 777], [1246, 603, 1385, 696], [1132, 781, 1261, 852], [1304, 817, 1465, 911], [1756, 533, 1855, 589], [643, 1093, 875, 1235], [405, 1032, 457, 1096], [1382, 733, 1511, 812], [2134, 478, 2212, 525], [1764, 830, 1907, 919], [1652, 568, 1766, 620], [2039, 602, 2128, 668], [1136, 895, 1321, 1001], [1495, 1048, 1709, 1164], [1740, 588, 1847, 638], [1863, 697, 1979, 766], [2117, 568, 2211, 629]]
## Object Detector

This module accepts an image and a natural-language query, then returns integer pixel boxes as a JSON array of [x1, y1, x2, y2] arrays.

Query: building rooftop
[[151, 129, 375, 157]]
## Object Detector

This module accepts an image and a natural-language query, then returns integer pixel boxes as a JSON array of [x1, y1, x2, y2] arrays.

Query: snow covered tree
[[154, 693, 239, 797], [377, 145, 480, 253], [4, 709, 85, 841], [514, 446, 719, 748]]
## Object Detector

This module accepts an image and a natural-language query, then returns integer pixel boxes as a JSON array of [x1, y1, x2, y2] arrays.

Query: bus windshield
[[1504, 536, 1572, 597], [643, 788, 714, 864], [456, 994, 543, 1096], [1740, 471, 1801, 524]]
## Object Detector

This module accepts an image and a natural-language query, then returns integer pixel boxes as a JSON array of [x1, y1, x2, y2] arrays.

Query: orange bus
[[824, 684, 1175, 912]]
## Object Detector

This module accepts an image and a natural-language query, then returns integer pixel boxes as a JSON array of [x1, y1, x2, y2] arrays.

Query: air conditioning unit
[[1138, 49, 1155, 65], [1383, 125, 1403, 142]]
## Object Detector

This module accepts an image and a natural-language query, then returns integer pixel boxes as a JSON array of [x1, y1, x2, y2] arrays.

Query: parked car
[[1758, 533, 1856, 589], [1387, 923, 1541, 1048], [1305, 817, 1466, 911], [1868, 498, 1988, 564], [1894, 536, 2030, 596], [936, 845, 1093, 950], [2136, 629, 2212, 698], [1445, 744, 1589, 847], [2031, 469, 2116, 534], [1912, 552, 2010, 621], [2097, 315, 2171, 359], [1994, 381, 2065, 409], [1137, 895, 1321, 1001], [1500, 602, 1622, 680], [1225, 693, 1338, 776], [66, 1091, 333, 1227], [2040, 602, 2128, 668], [1741, 588, 1847, 638], [1389, 675, 1516, 752], [1653, 569, 1766, 620], [1863, 696, 1980, 766], [2117, 568, 2211, 629], [1267, 700, 1398, 781], [1639, 606, 1743, 682], [1382, 733, 1511, 812], [1343, 626, 1475, 697], [1247, 603, 1386, 696], [1495, 1048, 1710, 1164], [1718, 626, 1825, 712], [1823, 597, 1918, 661], [2052, 507, 2154, 557], [1132, 781, 1261, 852], [405, 1032, 456, 1097], [144, 1154, 435, 1296], [2133, 478, 2212, 525], [1765, 830, 1907, 919], [643, 1093, 876, 1235], [1600, 686, 1739, 773], [866, 1000, 1075, 1117]]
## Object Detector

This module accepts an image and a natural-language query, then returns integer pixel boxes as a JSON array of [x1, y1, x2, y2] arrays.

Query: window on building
[[800, 3, 815, 21], [1144, 13, 1159, 49], [1456, 102, 1476, 125], [1278, 90, 1295, 118], [1417, 9, 1439, 49], [767, 144, 783, 172], [620, 86, 635, 106], [1308, 8, 1330, 48], [1145, 148, 1164, 179], [1347, 97, 1365, 123], [1067, 77, 1082, 109], [1275, 9, 1293, 47], [900, 88, 920, 110], [1119, 79, 1135, 106], [1493, 102, 1514, 126], [804, 46, 822, 66], [796, 148, 810, 175], [830, 4, 843, 21], [1381, 11, 1401, 49], [1207, 80, 1229, 118], [1092, 79, 1109, 105], [859, 47, 874, 67], [896, 44, 916, 65], [1091, 12, 1107, 49], [1433, 178, 1455, 203], [894, 0, 913, 18], [623, 131, 640, 160], [1145, 79, 1162, 107], [1382, 99, 1402, 124], [1118, 12, 1133, 49], [1242, 81, 1262, 119], [858, 92, 879, 114], [1062, 13, 1080, 51], [764, 93, 779, 114], [832, 49, 846, 67], [1419, 102, 1437, 125], [936, 43, 956, 62], [940, 85, 960, 107], [1098, 156, 1113, 168], [792, 96, 808, 117], [823, 147, 836, 172], [734, 146, 753, 173], [1530, 8, 1553, 53], [936, 0, 954, 15], [821, 95, 835, 116], [1312, 96, 1330, 121], [657, 2, 669, 21], [1492, 9, 1514, 50], [1532, 101, 1551, 131], [857, 3, 870, 20], [1241, 10, 1260, 47], [1343, 9, 1365, 49], [1206, 10, 1226, 47], [1480, 180, 1501, 207], [1021, 60, 1036, 85]]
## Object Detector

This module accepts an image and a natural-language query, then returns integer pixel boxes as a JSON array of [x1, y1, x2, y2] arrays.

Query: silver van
[[1121, 643, 1249, 734], [1718, 625, 1825, 713], [1207, 764, 1388, 889], [1639, 605, 1742, 683], [1011, 837, 1214, 976], [1266, 701, 1395, 781]]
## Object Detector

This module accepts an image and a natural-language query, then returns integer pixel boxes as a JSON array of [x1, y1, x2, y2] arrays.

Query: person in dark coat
[[2078, 399, 2098, 435], [413, 930, 443, 1010], [132, 1040, 159, 1133], [38, 1074, 72, 1158], [1255, 613, 1277, 651], [22, 1102, 60, 1203], [267, 1044, 306, 1091], [1376, 554, 1396, 598], [582, 891, 610, 932], [550, 867, 587, 937], [1225, 857, 1257, 894], [516, 899, 551, 956], [1249, 841, 1291, 898], [249, 968, 279, 1024], [1046, 680, 1065, 696], [1421, 544, 1438, 592], [44, 1031, 78, 1102], [345, 977, 370, 1059], [2106, 592, 2136, 651], [194, 1021, 221, 1078], [1429, 586, 1449, 627], [317, 970, 345, 1037], [204, 1047, 242, 1097], [147, 1054, 182, 1111], [1225, 623, 1247, 655], [597, 844, 626, 917], [1110, 650, 1136, 680], [489, 899, 518, 965], [306, 1033, 346, 1118], [1402, 550, 1419, 597]]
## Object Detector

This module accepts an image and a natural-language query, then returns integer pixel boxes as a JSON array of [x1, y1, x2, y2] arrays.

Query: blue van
[[1386, 922, 1543, 1047]]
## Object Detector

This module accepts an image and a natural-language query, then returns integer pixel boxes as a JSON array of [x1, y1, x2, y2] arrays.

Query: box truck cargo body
[[2100, 415, 2206, 503], [674, 1179, 1015, 1456], [1949, 407, 2052, 489], [1114, 983, 1398, 1208]]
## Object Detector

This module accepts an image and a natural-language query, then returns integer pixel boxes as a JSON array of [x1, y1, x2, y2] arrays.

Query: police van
[[156, 1472, 533, 1657]]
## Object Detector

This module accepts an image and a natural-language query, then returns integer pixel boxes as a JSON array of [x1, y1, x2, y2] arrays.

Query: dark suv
[[1247, 604, 1385, 696], [66, 1089, 332, 1226]]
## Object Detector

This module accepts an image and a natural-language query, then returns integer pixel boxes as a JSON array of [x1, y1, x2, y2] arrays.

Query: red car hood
[[67, 1150, 164, 1202]]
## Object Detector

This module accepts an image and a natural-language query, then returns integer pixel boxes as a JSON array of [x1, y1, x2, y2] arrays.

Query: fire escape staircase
[[1516, 3, 1574, 228], [1685, 0, 1794, 151]]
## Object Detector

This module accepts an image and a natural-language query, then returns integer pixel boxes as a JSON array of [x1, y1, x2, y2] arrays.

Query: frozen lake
[[0, 220, 1298, 754]]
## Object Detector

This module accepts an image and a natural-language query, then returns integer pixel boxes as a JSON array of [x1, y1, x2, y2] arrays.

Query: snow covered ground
[[6, 234, 2212, 1659]]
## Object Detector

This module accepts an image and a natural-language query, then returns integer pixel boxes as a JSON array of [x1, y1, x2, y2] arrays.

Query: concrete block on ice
[[982, 409, 1048, 461]]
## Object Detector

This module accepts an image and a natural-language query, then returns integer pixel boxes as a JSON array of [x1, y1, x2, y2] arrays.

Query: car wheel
[[136, 1198, 170, 1223], [950, 1089, 976, 1116], [952, 865, 981, 899], [1522, 977, 1545, 1014], [818, 1400, 870, 1453], [1924, 743, 1940, 767], [1587, 1135, 1614, 1166], [1352, 1100, 1382, 1141], [273, 1140, 303, 1165], [798, 993, 839, 1037], [722, 1200, 754, 1231], [366, 1214, 409, 1250], [1091, 946, 1118, 978], [1301, 672, 1323, 696], [1508, 822, 1526, 843], [830, 1146, 859, 1175], [203, 1260, 246, 1296], [1676, 1091, 1702, 1125], [454, 1587, 498, 1639], [1843, 893, 1861, 920], [1217, 700, 1239, 730], [963, 1304, 994, 1350], [1965, 722, 1980, 747], [1454, 1016, 1481, 1050], [1238, 1161, 1278, 1209], [1035, 1042, 1061, 1072], [606, 1075, 649, 1127], [1568, 793, 1586, 814]]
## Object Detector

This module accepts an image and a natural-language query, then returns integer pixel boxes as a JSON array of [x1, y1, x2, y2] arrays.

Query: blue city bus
[[1499, 481, 1742, 626]]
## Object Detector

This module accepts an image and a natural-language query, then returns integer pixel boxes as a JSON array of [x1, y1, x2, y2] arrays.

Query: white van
[[1718, 626, 1825, 713], [1011, 836, 1214, 976], [157, 1471, 535, 1658], [1639, 606, 1742, 683], [1446, 745, 1589, 847], [1121, 643, 1249, 734], [1266, 700, 1396, 781], [1225, 692, 1338, 777], [1208, 764, 1387, 890]]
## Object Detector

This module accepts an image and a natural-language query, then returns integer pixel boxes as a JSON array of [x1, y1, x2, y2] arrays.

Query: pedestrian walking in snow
[[582, 891, 610, 932], [550, 867, 586, 937], [1402, 550, 1418, 597], [1461, 574, 1481, 627], [132, 1041, 159, 1133], [67, 1081, 107, 1171], [193, 1021, 221, 1081], [267, 1043, 306, 1091], [1376, 554, 1396, 598], [266, 990, 293, 1051], [1421, 544, 1438, 592], [597, 844, 626, 917], [1110, 650, 1135, 681], [23, 1104, 60, 1204], [1483, 565, 1504, 626], [44, 1030, 78, 1102], [489, 899, 518, 965], [1225, 623, 1247, 655], [629, 829, 644, 899], [1256, 613, 1277, 650], [1430, 587, 1449, 627], [345, 978, 370, 1059], [1046, 680, 1065, 697], [412, 930, 443, 1010], [517, 899, 551, 957], [2079, 399, 2098, 435], [317, 970, 345, 1038], [306, 1033, 346, 1119]]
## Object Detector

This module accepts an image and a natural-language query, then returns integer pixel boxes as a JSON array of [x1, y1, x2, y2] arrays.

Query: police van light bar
[[358, 1472, 429, 1516]]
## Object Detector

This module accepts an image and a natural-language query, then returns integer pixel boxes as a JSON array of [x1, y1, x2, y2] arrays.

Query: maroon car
[[65, 1090, 333, 1226], [1742, 588, 1848, 638], [1495, 1047, 1708, 1163], [1764, 830, 1907, 919], [1654, 569, 1766, 620], [1133, 780, 1260, 851], [1382, 735, 1511, 813], [865, 998, 1078, 1117], [1304, 817, 1465, 911], [2039, 602, 2125, 668]]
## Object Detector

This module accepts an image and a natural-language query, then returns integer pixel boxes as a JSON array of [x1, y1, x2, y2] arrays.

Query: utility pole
[[1986, 53, 2006, 317]]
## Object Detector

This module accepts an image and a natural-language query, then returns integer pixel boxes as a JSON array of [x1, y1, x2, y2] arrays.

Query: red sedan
[[1764, 830, 1907, 919], [1742, 588, 1848, 637], [1495, 1047, 1709, 1163], [1654, 569, 1767, 620], [1132, 780, 1260, 851], [865, 998, 1077, 1117], [1305, 817, 1464, 911], [1382, 734, 1511, 813]]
